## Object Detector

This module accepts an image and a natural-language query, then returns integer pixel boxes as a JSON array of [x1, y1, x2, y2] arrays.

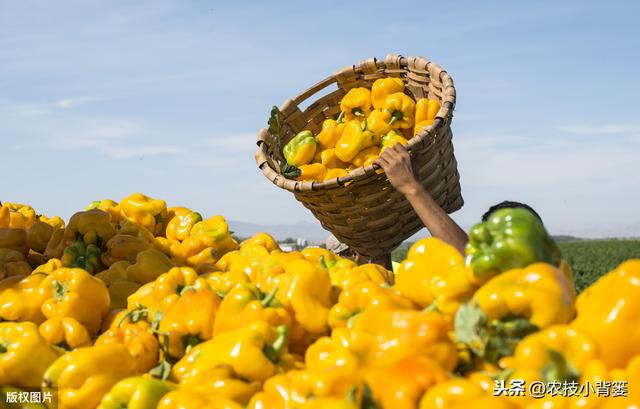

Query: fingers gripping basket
[[255, 54, 463, 258]]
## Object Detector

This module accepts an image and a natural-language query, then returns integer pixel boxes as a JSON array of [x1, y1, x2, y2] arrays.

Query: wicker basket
[[255, 54, 463, 258]]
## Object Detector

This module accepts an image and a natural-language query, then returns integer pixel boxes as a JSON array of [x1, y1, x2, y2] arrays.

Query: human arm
[[375, 144, 468, 254]]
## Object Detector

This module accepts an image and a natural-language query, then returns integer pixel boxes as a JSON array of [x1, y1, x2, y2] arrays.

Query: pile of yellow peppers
[[1, 195, 639, 409], [282, 77, 441, 181]]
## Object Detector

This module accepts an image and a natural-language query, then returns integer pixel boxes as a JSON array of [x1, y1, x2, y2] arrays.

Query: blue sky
[[2, 0, 639, 237]]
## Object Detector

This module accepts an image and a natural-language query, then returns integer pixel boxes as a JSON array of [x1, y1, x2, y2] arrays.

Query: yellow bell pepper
[[371, 77, 404, 109], [328, 281, 414, 329], [324, 168, 349, 181], [0, 205, 8, 228], [500, 325, 598, 385], [95, 260, 140, 309], [101, 234, 150, 266], [301, 247, 336, 268], [158, 287, 222, 358], [172, 321, 290, 383], [32, 258, 64, 275], [297, 163, 328, 181], [97, 376, 176, 409], [366, 356, 449, 409], [380, 129, 409, 152], [603, 355, 640, 409], [283, 130, 318, 167], [26, 221, 55, 253], [0, 321, 60, 388], [38, 317, 92, 351], [95, 320, 159, 374], [0, 203, 37, 229], [429, 264, 479, 320], [241, 232, 280, 253], [270, 259, 332, 334], [174, 216, 237, 268], [158, 389, 244, 409], [40, 267, 111, 335], [126, 266, 209, 316], [455, 262, 576, 364], [203, 270, 251, 297], [0, 272, 49, 323], [0, 227, 28, 256], [165, 208, 202, 242], [382, 92, 416, 130], [320, 148, 349, 169], [86, 199, 122, 224], [65, 208, 117, 244], [126, 248, 174, 284], [43, 343, 139, 409], [350, 146, 380, 168], [254, 251, 304, 291], [365, 109, 392, 139], [214, 283, 292, 335], [119, 192, 168, 235], [335, 120, 376, 162], [415, 98, 440, 123], [414, 119, 434, 135], [393, 237, 464, 308], [38, 213, 65, 229], [247, 373, 308, 409], [317, 118, 346, 151], [571, 259, 640, 369], [419, 377, 515, 409], [340, 87, 372, 121]]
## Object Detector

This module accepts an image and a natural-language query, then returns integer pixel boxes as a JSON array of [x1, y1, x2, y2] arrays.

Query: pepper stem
[[0, 340, 9, 354], [263, 325, 288, 363], [336, 111, 345, 123], [352, 108, 364, 117], [541, 349, 581, 383], [52, 280, 69, 302], [389, 111, 403, 125], [261, 287, 279, 308]]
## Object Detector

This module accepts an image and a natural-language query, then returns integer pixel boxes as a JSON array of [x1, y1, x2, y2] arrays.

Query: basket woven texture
[[255, 54, 463, 258]]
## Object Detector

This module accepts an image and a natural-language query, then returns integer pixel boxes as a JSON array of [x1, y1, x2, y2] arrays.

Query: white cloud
[[103, 145, 187, 159], [56, 96, 101, 109], [557, 124, 640, 135]]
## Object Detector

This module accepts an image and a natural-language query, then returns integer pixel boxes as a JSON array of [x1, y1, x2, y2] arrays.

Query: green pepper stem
[[336, 111, 345, 123], [261, 287, 279, 308], [389, 111, 403, 125]]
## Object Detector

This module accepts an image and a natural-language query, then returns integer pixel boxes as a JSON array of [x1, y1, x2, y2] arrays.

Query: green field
[[392, 239, 640, 293]]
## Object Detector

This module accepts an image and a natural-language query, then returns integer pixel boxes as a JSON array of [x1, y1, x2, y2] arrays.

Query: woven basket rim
[[255, 54, 456, 193]]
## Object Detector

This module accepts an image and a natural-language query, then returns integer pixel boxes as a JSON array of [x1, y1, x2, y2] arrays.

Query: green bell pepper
[[283, 130, 317, 167], [464, 207, 562, 283]]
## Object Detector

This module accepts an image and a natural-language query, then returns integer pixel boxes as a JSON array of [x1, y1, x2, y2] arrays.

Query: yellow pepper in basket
[[340, 87, 372, 121], [414, 119, 434, 136], [380, 129, 409, 152], [371, 77, 404, 109], [335, 120, 376, 162], [119, 192, 168, 235], [38, 317, 92, 351], [324, 168, 348, 181], [317, 118, 346, 150], [350, 146, 380, 168], [320, 148, 349, 169], [297, 163, 328, 181], [283, 130, 318, 167], [0, 321, 60, 389], [415, 98, 440, 123], [382, 92, 416, 130], [365, 109, 392, 139]]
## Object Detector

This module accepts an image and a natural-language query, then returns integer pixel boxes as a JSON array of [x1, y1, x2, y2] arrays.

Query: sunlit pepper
[[38, 317, 92, 351], [340, 87, 372, 121], [158, 287, 222, 358], [0, 203, 37, 229], [61, 239, 103, 274], [240, 232, 281, 253], [95, 320, 159, 374], [571, 259, 640, 369], [328, 281, 414, 329], [317, 118, 346, 151], [324, 168, 349, 181], [101, 234, 150, 266], [335, 120, 376, 162], [97, 376, 176, 409], [165, 207, 203, 242], [203, 270, 251, 297], [0, 272, 49, 323], [429, 264, 479, 319], [380, 129, 409, 152], [43, 343, 139, 409], [0, 321, 60, 388], [86, 199, 122, 224], [381, 92, 416, 130], [39, 267, 111, 335], [126, 248, 174, 284], [32, 258, 64, 275], [297, 163, 328, 181], [172, 321, 290, 383], [119, 192, 168, 236], [455, 263, 576, 364], [414, 119, 434, 135], [65, 208, 117, 245], [283, 130, 318, 167], [320, 148, 349, 169], [371, 77, 404, 109], [366, 356, 449, 409], [415, 98, 440, 123], [419, 377, 515, 409], [393, 237, 464, 308], [158, 389, 244, 409], [350, 146, 380, 168], [365, 109, 392, 139]]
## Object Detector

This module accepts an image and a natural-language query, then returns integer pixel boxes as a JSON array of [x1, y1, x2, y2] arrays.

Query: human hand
[[375, 143, 420, 196]]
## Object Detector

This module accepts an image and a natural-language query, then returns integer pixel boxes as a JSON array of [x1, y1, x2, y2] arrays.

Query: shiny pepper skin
[[296, 163, 328, 181], [26, 220, 55, 253], [415, 98, 440, 123], [350, 146, 380, 168], [419, 377, 515, 409], [0, 321, 60, 388], [158, 389, 244, 409], [382, 92, 416, 130], [43, 343, 139, 409], [380, 129, 409, 152], [335, 120, 376, 162], [571, 259, 640, 369], [165, 207, 202, 241], [283, 130, 318, 167], [97, 376, 176, 409], [365, 109, 392, 139], [95, 320, 160, 374], [340, 87, 372, 121], [319, 148, 349, 169], [0, 272, 49, 323], [371, 77, 404, 109], [317, 118, 346, 151], [38, 317, 92, 351], [119, 192, 168, 236], [39, 267, 111, 335]]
